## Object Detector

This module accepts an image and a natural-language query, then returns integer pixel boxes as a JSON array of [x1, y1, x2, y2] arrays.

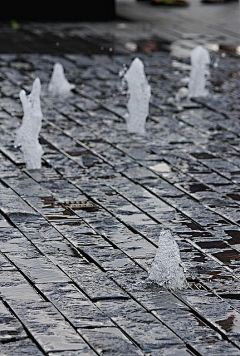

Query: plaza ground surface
[[0, 3, 240, 355]]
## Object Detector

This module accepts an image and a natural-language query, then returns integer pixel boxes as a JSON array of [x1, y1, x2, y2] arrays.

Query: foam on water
[[148, 230, 187, 290], [124, 57, 151, 135], [15, 77, 43, 170]]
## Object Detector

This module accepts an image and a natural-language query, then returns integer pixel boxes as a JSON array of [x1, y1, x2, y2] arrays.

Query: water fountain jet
[[188, 45, 210, 98], [15, 77, 43, 170], [148, 230, 187, 290], [48, 62, 75, 96], [124, 57, 151, 135]]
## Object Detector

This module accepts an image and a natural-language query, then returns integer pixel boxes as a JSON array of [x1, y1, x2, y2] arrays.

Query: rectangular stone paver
[[10, 301, 92, 353], [0, 300, 27, 342], [37, 282, 114, 328], [0, 338, 45, 356]]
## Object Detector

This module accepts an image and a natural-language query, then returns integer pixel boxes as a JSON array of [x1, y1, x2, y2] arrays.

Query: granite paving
[[0, 22, 240, 355]]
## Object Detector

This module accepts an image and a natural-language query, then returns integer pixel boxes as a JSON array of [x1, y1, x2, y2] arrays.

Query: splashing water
[[48, 62, 75, 96], [175, 87, 189, 102], [124, 57, 151, 135], [147, 230, 187, 290], [188, 45, 210, 98], [15, 78, 43, 170]]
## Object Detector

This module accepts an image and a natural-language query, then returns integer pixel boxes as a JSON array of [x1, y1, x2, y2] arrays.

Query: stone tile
[[0, 271, 43, 302], [80, 327, 144, 355], [0, 300, 27, 342], [37, 282, 113, 328], [5, 252, 70, 284], [11, 301, 91, 353], [96, 299, 184, 352], [0, 338, 44, 356]]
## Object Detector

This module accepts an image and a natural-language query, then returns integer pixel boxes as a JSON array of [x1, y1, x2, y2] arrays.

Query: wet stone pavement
[[0, 35, 240, 356]]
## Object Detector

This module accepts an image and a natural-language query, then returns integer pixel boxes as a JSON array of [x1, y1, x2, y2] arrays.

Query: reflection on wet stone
[[11, 301, 92, 353], [38, 282, 113, 328], [0, 41, 240, 355], [0, 338, 45, 356], [0, 299, 27, 342]]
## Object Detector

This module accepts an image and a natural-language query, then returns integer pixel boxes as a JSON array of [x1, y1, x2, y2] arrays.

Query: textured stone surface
[[0, 29, 240, 355]]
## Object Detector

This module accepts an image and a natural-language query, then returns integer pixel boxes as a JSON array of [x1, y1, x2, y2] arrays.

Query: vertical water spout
[[189, 45, 210, 98], [48, 62, 75, 96], [124, 57, 151, 135], [148, 230, 187, 290], [15, 77, 43, 170]]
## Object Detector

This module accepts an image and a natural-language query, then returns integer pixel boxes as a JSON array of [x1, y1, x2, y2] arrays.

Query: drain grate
[[62, 200, 100, 212]]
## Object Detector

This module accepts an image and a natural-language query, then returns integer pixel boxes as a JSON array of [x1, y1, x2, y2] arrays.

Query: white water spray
[[48, 62, 75, 96], [189, 45, 210, 98], [15, 78, 43, 170], [124, 57, 151, 135], [148, 230, 187, 290]]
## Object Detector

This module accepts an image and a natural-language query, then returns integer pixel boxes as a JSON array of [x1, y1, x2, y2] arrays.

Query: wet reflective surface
[[0, 30, 240, 355]]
